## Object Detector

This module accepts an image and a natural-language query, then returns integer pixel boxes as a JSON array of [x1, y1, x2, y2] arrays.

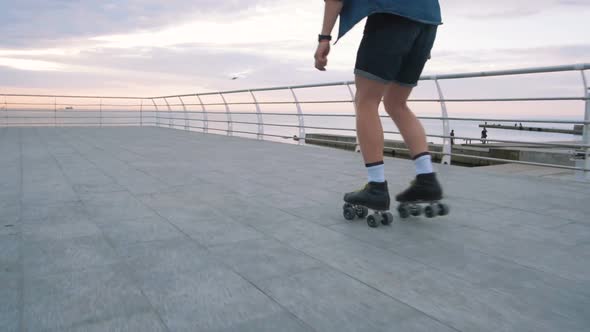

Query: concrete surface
[[1, 126, 589, 332]]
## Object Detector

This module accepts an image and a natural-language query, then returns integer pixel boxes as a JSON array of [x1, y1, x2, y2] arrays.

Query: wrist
[[318, 34, 332, 43]]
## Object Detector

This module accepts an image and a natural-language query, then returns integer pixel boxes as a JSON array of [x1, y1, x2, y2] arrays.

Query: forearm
[[321, 0, 343, 36]]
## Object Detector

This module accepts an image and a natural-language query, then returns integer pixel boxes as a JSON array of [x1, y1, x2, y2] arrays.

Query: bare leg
[[354, 75, 387, 164], [383, 83, 428, 157], [343, 76, 391, 215]]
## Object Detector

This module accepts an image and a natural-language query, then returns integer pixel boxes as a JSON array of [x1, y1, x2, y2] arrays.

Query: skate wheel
[[381, 212, 394, 225], [367, 214, 382, 228], [424, 204, 439, 218], [397, 204, 410, 219], [343, 207, 356, 221], [438, 203, 449, 216], [356, 206, 369, 218], [343, 203, 353, 210], [410, 204, 423, 217]]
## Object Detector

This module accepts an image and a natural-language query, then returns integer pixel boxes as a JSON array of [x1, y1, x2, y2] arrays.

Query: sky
[[0, 0, 589, 116]]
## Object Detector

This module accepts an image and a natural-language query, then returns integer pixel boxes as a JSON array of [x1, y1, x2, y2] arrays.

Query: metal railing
[[2, 63, 589, 180], [0, 95, 155, 127]]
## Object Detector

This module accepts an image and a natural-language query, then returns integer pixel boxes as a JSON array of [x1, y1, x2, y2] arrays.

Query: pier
[[305, 133, 583, 168], [479, 123, 583, 135], [2, 126, 589, 332], [2, 63, 589, 331]]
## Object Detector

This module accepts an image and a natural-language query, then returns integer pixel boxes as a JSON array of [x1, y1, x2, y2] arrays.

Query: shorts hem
[[391, 80, 418, 88], [354, 69, 418, 87], [354, 69, 389, 84]]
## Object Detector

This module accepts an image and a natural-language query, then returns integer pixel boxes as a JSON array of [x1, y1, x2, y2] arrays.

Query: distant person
[[450, 129, 455, 145], [315, 0, 444, 219], [519, 123, 523, 130], [481, 127, 488, 144]]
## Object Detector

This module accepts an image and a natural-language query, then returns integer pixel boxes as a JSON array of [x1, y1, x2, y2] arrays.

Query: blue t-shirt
[[337, 0, 442, 41]]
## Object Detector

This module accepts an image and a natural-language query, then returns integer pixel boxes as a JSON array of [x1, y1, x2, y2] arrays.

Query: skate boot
[[395, 173, 449, 219], [342, 182, 394, 228]]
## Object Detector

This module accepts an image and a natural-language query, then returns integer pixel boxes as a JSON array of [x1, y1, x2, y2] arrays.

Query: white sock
[[366, 163, 385, 183], [414, 154, 433, 175]]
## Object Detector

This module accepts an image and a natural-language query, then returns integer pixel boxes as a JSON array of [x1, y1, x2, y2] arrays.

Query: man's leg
[[342, 75, 390, 213], [383, 83, 427, 157], [354, 75, 387, 166], [383, 83, 441, 203]]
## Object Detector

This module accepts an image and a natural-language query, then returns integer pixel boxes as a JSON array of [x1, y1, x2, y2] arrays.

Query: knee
[[384, 100, 409, 119], [355, 92, 381, 110], [383, 93, 406, 110]]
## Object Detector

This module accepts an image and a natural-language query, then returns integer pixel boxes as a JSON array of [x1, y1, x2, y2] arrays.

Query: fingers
[[315, 57, 327, 71], [314, 43, 330, 71], [314, 52, 327, 71]]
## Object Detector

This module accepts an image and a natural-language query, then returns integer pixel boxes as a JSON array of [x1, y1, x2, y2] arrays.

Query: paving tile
[[82, 192, 159, 224], [22, 219, 101, 242], [0, 272, 19, 313], [21, 202, 88, 222], [24, 264, 151, 331], [170, 217, 264, 247], [99, 216, 183, 247], [61, 311, 167, 332], [142, 265, 282, 332], [0, 235, 19, 268], [209, 238, 323, 282], [208, 311, 313, 332], [0, 310, 19, 332], [258, 267, 456, 332], [23, 236, 119, 276]]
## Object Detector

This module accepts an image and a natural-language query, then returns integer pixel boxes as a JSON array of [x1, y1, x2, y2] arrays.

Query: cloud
[[0, 0, 588, 97], [0, 1, 330, 94], [0, 57, 66, 71], [0, 0, 285, 47], [441, 0, 590, 19], [431, 44, 590, 70]]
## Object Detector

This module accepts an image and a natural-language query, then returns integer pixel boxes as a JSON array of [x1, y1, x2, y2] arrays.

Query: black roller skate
[[343, 181, 394, 228], [395, 173, 449, 219]]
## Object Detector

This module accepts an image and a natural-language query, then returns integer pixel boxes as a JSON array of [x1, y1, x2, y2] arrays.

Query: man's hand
[[314, 41, 330, 71], [316, 0, 341, 71]]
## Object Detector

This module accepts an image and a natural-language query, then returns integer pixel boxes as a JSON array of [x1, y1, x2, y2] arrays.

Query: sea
[[3, 106, 584, 147]]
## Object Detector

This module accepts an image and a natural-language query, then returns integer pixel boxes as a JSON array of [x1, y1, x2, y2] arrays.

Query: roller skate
[[395, 173, 449, 219], [342, 181, 394, 228]]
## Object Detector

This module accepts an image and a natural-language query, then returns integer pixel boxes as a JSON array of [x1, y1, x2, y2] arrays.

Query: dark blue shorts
[[354, 13, 438, 87]]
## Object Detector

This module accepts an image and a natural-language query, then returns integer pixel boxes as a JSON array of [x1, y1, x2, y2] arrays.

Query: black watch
[[318, 34, 332, 42]]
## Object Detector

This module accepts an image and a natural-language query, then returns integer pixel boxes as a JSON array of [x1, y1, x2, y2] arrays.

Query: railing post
[[151, 99, 160, 127], [289, 88, 305, 145], [434, 78, 452, 165], [163, 98, 173, 128], [579, 70, 590, 180], [220, 93, 233, 136], [346, 83, 360, 152], [139, 99, 144, 127], [99, 98, 103, 127], [178, 96, 189, 131], [196, 94, 208, 133], [249, 90, 264, 140]]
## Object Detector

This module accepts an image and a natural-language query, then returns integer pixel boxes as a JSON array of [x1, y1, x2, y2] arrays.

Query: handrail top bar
[[1, 64, 588, 100], [421, 63, 590, 81], [0, 94, 145, 100], [153, 82, 353, 99], [152, 63, 590, 99]]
